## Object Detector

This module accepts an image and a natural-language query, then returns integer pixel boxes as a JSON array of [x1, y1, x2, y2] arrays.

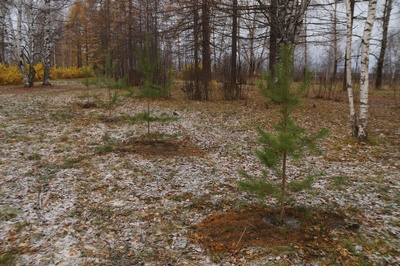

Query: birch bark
[[16, 1, 29, 86], [358, 0, 377, 141], [43, 0, 52, 85], [26, 0, 36, 87], [0, 1, 7, 64]]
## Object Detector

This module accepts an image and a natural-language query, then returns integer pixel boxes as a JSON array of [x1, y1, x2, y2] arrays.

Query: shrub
[[180, 63, 202, 81], [0, 64, 23, 85], [0, 64, 94, 85]]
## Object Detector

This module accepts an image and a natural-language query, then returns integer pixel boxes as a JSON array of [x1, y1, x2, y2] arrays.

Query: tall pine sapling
[[95, 53, 125, 118], [238, 45, 327, 225], [81, 66, 94, 89], [128, 34, 176, 136], [80, 66, 97, 106]]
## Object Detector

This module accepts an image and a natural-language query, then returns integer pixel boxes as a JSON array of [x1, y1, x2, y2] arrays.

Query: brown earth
[[189, 206, 360, 262]]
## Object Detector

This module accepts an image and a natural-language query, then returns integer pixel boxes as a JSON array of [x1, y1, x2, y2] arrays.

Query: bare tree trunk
[[332, 0, 338, 83], [375, 0, 392, 90], [344, 0, 357, 136], [390, 41, 399, 89], [43, 0, 52, 85], [343, 0, 355, 91], [193, 0, 201, 99], [16, 1, 29, 87], [258, 0, 309, 74], [229, 0, 238, 100], [268, 0, 277, 74], [26, 0, 36, 87], [0, 2, 6, 64], [201, 0, 211, 100], [358, 0, 377, 142], [391, 46, 399, 106]]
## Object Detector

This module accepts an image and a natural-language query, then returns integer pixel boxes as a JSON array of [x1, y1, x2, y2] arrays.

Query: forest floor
[[0, 81, 399, 265]]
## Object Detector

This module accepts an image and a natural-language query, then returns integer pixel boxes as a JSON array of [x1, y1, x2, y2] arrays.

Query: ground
[[0, 81, 399, 265]]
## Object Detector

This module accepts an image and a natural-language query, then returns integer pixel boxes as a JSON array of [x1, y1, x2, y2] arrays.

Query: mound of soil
[[190, 206, 355, 253]]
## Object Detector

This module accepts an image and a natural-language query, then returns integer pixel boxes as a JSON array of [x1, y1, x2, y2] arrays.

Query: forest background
[[0, 0, 399, 91]]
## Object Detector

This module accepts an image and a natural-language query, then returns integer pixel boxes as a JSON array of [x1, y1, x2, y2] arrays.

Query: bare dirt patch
[[191, 206, 351, 252]]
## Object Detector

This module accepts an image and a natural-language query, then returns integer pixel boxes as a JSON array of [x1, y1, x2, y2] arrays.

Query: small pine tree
[[95, 53, 126, 118], [238, 45, 328, 225], [128, 34, 176, 136], [80, 66, 97, 106], [81, 66, 94, 89]]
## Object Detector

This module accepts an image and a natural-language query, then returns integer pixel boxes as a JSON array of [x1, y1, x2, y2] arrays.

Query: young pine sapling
[[238, 45, 328, 225], [94, 53, 126, 118], [128, 35, 176, 136]]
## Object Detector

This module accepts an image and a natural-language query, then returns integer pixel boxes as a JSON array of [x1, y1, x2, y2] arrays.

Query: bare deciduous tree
[[257, 0, 310, 72], [375, 0, 393, 90]]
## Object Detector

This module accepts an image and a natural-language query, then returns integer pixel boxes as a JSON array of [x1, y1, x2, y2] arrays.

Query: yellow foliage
[[180, 63, 202, 81], [34, 64, 44, 81], [0, 64, 23, 85], [210, 79, 218, 90], [0, 63, 94, 85]]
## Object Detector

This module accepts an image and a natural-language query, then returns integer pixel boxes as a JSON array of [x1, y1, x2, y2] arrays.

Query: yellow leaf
[[340, 248, 349, 257], [86, 249, 94, 256], [215, 244, 225, 251]]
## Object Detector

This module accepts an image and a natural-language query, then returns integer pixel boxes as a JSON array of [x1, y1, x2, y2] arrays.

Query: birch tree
[[358, 0, 377, 141], [345, 0, 377, 141], [42, 0, 51, 85], [25, 0, 37, 87], [4, 0, 41, 87], [0, 1, 11, 64], [12, 0, 30, 86]]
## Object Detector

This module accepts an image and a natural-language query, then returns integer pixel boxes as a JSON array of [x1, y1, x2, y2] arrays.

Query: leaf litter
[[0, 85, 399, 265]]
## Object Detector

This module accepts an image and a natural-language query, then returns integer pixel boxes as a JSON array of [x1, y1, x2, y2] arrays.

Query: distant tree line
[[0, 0, 398, 97]]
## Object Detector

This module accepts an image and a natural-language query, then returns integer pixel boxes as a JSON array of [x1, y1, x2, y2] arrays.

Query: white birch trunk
[[43, 0, 51, 85], [344, 0, 356, 136], [358, 0, 377, 141], [390, 42, 399, 88], [26, 0, 36, 87], [17, 0, 29, 87]]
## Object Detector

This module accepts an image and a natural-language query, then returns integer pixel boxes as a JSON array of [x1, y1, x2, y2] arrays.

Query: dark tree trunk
[[343, 0, 355, 91], [375, 0, 392, 90], [193, 0, 201, 99], [269, 0, 277, 74], [229, 0, 238, 99], [201, 0, 211, 100]]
